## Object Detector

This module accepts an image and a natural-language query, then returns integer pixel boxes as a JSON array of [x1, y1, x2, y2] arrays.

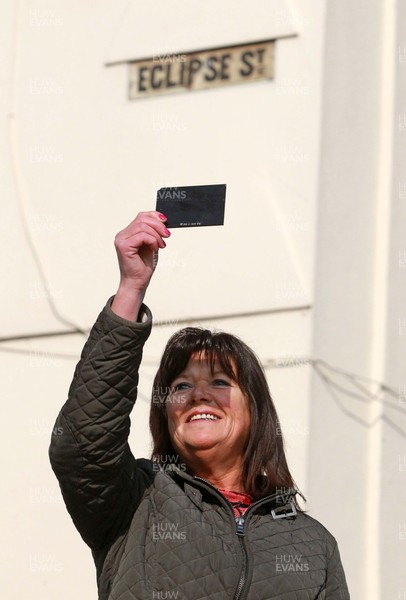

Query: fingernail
[[164, 227, 170, 236], [158, 213, 166, 220]]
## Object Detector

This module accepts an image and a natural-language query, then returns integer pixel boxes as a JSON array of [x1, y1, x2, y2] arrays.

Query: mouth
[[186, 411, 221, 423]]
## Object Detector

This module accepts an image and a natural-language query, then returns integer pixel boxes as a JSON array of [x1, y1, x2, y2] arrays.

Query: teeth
[[190, 414, 219, 422]]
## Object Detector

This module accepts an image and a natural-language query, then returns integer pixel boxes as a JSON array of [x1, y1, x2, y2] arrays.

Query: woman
[[49, 211, 350, 599]]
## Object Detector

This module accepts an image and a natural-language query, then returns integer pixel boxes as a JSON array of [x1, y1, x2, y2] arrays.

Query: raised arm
[[49, 211, 170, 551]]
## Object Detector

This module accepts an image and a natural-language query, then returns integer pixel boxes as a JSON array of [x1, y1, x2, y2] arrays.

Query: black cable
[[312, 363, 406, 439]]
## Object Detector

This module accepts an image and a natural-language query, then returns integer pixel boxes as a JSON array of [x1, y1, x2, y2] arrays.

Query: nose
[[189, 382, 209, 403]]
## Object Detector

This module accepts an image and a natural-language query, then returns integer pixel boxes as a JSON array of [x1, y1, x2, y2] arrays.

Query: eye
[[172, 382, 191, 392], [213, 378, 230, 387]]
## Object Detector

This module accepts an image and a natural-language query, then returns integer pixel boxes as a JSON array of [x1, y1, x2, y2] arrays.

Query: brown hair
[[149, 327, 300, 501]]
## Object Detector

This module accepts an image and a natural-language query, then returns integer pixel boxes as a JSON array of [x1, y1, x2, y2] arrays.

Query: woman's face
[[165, 353, 251, 464]]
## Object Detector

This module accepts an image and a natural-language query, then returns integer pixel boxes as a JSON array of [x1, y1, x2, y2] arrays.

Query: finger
[[132, 222, 168, 249], [155, 210, 167, 222], [118, 213, 170, 240], [115, 230, 166, 253], [116, 231, 166, 256], [116, 221, 169, 248], [139, 210, 167, 221], [134, 210, 167, 224]]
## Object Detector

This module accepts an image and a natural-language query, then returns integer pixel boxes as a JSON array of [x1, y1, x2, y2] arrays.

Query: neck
[[184, 453, 246, 493]]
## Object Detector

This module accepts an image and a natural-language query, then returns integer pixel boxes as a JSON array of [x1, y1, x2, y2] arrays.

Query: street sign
[[128, 40, 275, 99]]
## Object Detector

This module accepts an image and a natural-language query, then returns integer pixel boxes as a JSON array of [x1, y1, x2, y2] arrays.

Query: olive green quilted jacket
[[49, 298, 350, 600]]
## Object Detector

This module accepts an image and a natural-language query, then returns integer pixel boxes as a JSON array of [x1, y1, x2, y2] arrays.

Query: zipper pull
[[236, 516, 245, 535]]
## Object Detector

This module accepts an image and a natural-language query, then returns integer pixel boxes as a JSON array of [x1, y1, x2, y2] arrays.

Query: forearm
[[65, 293, 149, 401], [55, 296, 152, 457], [111, 284, 146, 323], [49, 296, 153, 548]]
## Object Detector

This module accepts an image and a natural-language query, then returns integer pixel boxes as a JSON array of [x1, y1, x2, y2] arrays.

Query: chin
[[184, 435, 222, 451]]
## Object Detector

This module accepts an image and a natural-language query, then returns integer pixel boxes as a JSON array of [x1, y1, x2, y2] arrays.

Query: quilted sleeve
[[324, 540, 351, 599], [49, 296, 153, 551]]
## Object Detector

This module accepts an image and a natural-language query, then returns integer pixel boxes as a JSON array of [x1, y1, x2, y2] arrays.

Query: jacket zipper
[[232, 496, 287, 600], [193, 477, 249, 600], [192, 477, 295, 600], [234, 515, 248, 600]]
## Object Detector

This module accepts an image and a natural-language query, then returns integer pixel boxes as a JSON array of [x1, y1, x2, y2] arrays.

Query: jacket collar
[[163, 464, 298, 514]]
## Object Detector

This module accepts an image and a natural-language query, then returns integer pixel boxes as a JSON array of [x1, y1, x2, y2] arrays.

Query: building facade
[[1, 1, 405, 598]]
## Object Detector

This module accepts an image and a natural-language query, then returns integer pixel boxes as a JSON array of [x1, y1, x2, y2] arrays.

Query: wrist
[[111, 285, 146, 322], [117, 278, 148, 297]]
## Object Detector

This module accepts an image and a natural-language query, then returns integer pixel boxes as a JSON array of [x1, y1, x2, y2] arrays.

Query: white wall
[[308, 1, 406, 598], [1, 1, 404, 599]]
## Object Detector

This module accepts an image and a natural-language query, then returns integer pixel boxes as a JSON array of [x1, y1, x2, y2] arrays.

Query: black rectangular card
[[156, 184, 226, 228]]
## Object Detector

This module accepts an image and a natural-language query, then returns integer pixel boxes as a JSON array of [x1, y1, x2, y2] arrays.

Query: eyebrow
[[172, 368, 229, 381]]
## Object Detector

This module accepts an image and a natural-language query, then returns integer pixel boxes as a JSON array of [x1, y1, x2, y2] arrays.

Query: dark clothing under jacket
[[49, 298, 350, 600]]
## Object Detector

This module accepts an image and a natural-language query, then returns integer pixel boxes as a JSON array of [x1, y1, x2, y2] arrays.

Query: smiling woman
[[49, 211, 350, 600], [150, 329, 296, 500]]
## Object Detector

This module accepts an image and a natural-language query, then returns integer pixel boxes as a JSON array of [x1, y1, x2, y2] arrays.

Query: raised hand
[[111, 211, 170, 321]]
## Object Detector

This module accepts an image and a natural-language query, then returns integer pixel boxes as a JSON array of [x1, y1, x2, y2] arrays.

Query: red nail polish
[[158, 213, 166, 220], [164, 227, 170, 235]]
